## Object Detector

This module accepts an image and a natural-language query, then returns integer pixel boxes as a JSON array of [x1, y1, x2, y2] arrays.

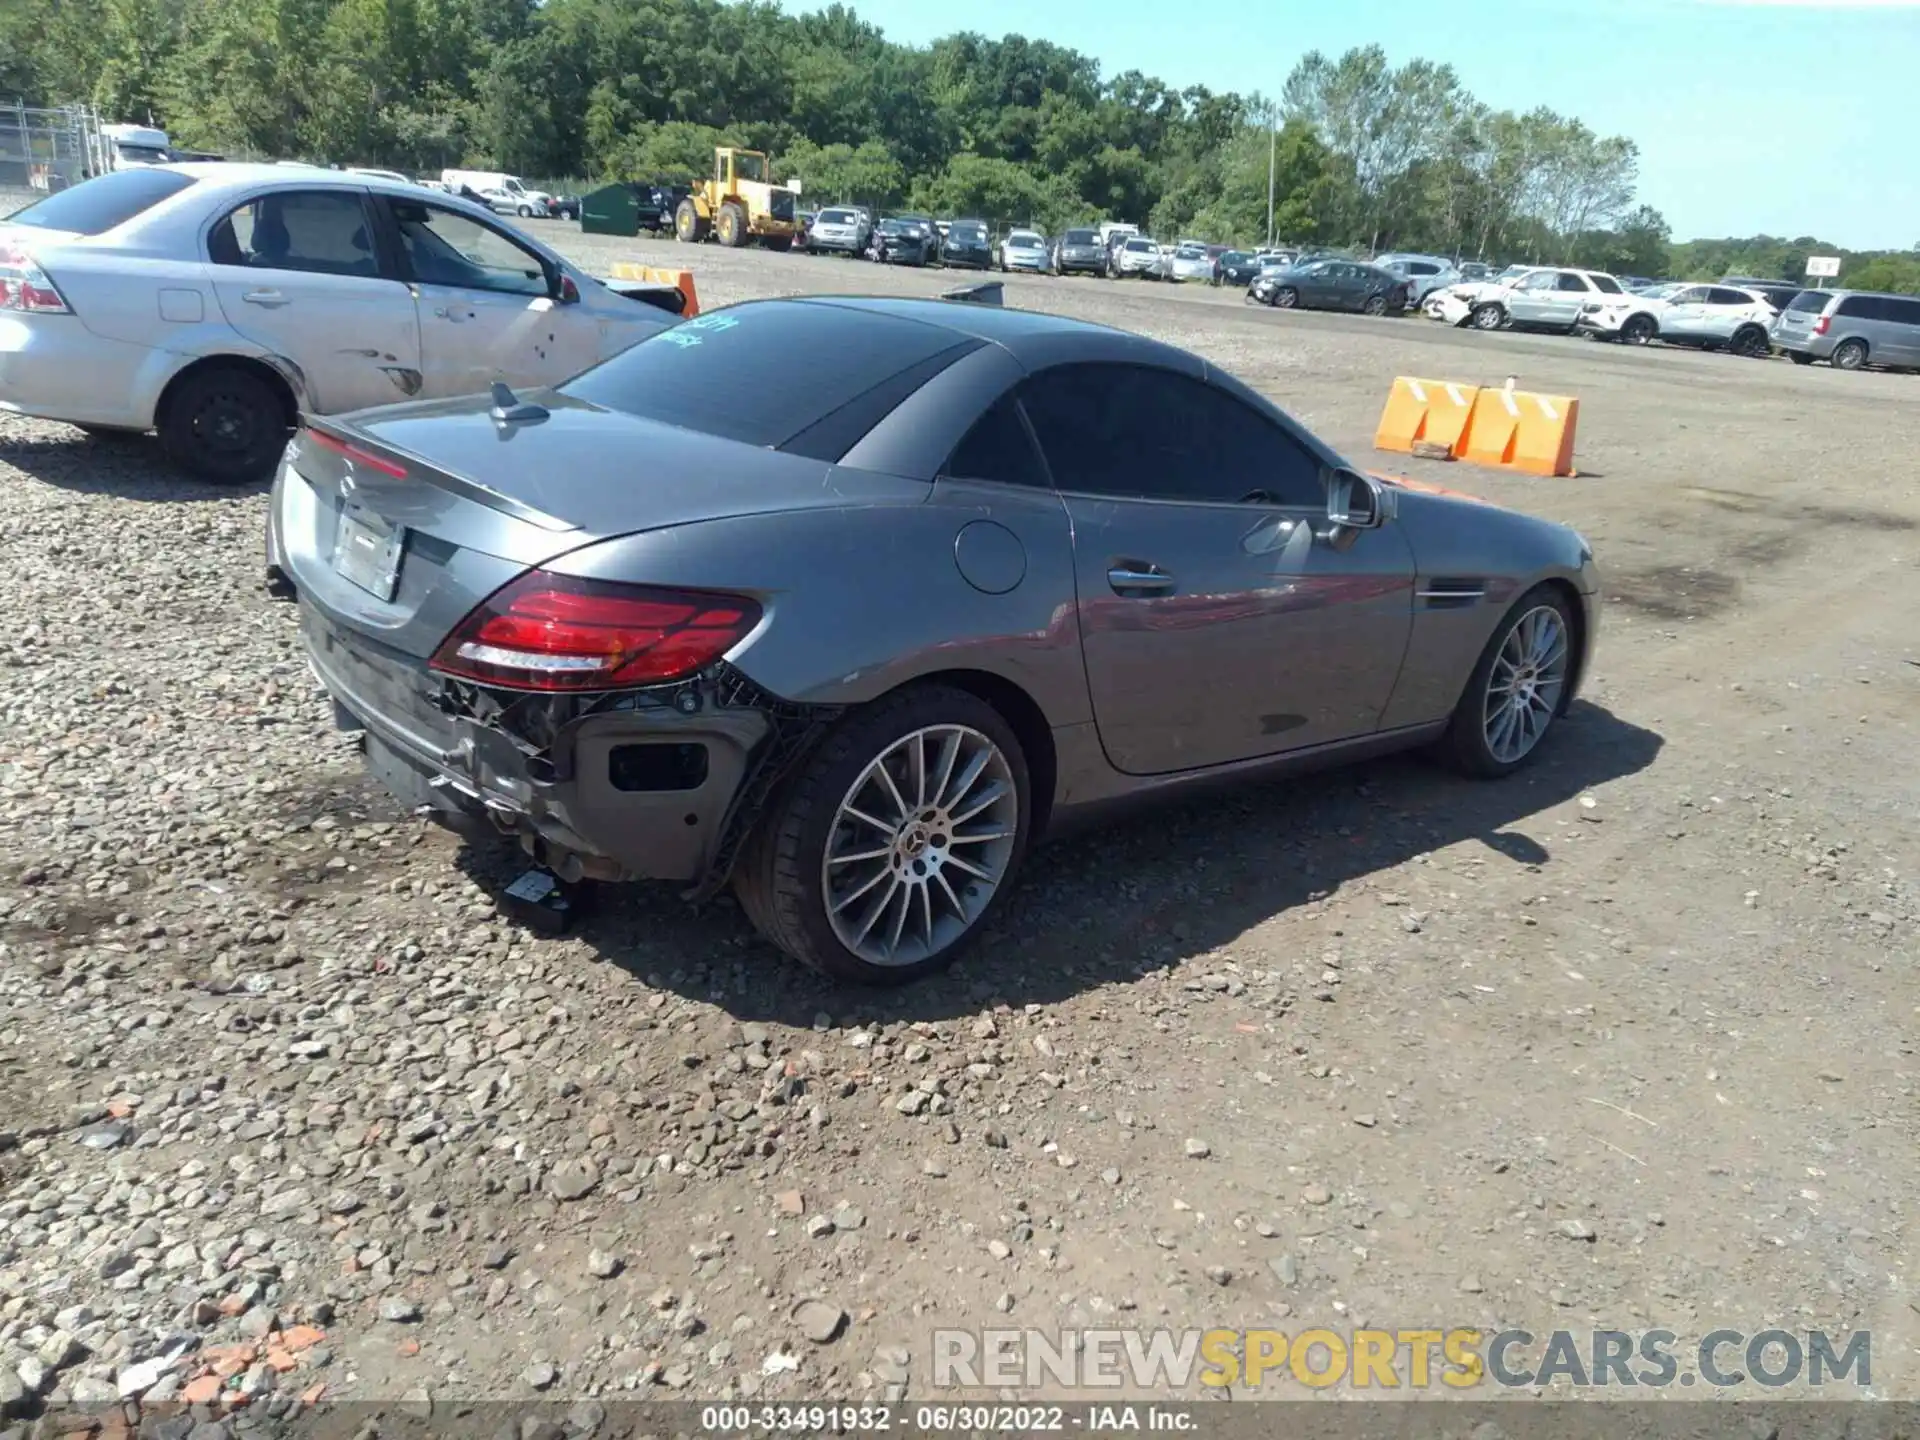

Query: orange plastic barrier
[[608, 263, 701, 318], [1460, 385, 1579, 477], [1373, 376, 1481, 457]]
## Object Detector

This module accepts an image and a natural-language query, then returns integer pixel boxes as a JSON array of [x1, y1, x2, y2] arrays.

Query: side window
[[1836, 295, 1884, 321], [1707, 287, 1750, 306], [1671, 287, 1707, 304], [1556, 272, 1590, 292], [941, 395, 1049, 489], [1409, 262, 1440, 276], [1516, 272, 1551, 290], [207, 190, 380, 278], [386, 200, 550, 297], [1885, 297, 1920, 328], [1018, 364, 1324, 509]]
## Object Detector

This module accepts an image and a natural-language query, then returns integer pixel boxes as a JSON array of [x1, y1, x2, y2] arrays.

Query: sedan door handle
[[432, 306, 474, 322], [241, 290, 289, 308], [1108, 565, 1176, 595]]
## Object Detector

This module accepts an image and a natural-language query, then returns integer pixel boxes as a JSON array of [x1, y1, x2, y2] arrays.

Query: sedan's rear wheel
[[734, 685, 1031, 985], [1436, 586, 1575, 778], [157, 365, 290, 485]]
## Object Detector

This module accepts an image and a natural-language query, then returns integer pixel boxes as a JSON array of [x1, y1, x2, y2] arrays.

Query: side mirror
[[1327, 469, 1387, 530]]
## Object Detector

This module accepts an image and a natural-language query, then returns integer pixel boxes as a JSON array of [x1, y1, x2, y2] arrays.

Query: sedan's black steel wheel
[[1436, 585, 1575, 778], [1362, 293, 1387, 316], [158, 366, 288, 485], [734, 685, 1031, 984], [1470, 302, 1506, 331], [1273, 287, 1299, 309]]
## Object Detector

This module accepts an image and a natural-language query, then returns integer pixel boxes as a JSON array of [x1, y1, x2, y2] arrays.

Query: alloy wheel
[[822, 725, 1019, 968], [1483, 605, 1570, 764]]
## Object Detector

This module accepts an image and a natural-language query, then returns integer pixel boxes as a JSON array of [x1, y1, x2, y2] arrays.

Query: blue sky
[[788, 0, 1920, 250]]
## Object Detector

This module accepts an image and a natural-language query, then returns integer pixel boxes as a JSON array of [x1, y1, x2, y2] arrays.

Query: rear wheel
[[734, 684, 1031, 985], [1361, 293, 1387, 316], [1831, 338, 1868, 371], [1436, 586, 1576, 778], [1728, 325, 1770, 359], [157, 365, 290, 485], [674, 198, 708, 244], [1470, 302, 1506, 331]]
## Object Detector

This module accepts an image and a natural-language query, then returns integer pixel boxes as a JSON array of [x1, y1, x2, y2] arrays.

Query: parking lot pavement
[[1, 235, 1916, 1408]]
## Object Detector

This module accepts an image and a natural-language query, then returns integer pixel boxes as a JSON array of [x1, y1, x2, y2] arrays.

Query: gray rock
[[1268, 1254, 1299, 1287], [1556, 1218, 1597, 1242], [1183, 1138, 1211, 1159], [378, 1296, 422, 1323], [587, 1249, 622, 1279], [793, 1299, 847, 1344], [525, 1361, 558, 1390], [1301, 1184, 1333, 1206], [547, 1158, 600, 1202]]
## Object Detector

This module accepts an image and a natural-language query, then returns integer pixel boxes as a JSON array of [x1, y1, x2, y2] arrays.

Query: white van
[[440, 169, 556, 218], [102, 124, 170, 171]]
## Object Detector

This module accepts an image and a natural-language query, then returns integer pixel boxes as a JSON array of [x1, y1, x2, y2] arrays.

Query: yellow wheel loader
[[674, 148, 800, 249]]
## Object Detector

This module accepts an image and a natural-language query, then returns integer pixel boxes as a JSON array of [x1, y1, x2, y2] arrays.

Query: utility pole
[[1265, 109, 1277, 249]]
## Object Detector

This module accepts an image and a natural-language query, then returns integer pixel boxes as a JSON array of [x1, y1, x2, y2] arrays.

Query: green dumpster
[[581, 182, 640, 236]]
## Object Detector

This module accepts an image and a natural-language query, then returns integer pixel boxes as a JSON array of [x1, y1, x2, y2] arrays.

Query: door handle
[[241, 290, 289, 308], [432, 306, 475, 322], [1108, 566, 1175, 596]]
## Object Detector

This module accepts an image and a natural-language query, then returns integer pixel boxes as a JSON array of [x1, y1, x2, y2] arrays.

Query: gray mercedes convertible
[[267, 295, 1600, 984]]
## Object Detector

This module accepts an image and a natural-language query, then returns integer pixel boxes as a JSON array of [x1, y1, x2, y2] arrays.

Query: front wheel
[[1273, 287, 1299, 309], [733, 685, 1031, 985], [1620, 313, 1657, 345], [1470, 302, 1506, 331], [1436, 586, 1576, 778], [516, 204, 533, 217], [716, 203, 747, 247]]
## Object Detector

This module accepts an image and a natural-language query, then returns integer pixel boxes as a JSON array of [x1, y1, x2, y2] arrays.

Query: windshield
[[878, 220, 908, 235], [4, 167, 196, 233], [1009, 234, 1041, 248], [1176, 244, 1205, 258], [817, 209, 855, 225], [731, 152, 767, 183], [114, 144, 167, 164], [1125, 238, 1154, 252], [950, 223, 987, 240], [1221, 251, 1248, 264], [1063, 229, 1095, 244], [502, 179, 526, 194], [1638, 283, 1682, 299]]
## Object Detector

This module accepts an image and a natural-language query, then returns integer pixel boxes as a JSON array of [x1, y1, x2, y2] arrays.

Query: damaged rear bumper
[[300, 603, 838, 897]]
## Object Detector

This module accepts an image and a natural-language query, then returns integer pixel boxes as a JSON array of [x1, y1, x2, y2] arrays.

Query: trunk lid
[[277, 390, 919, 661]]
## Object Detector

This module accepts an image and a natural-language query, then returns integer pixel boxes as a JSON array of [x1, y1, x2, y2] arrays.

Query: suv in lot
[[1577, 282, 1777, 356], [1772, 289, 1920, 370], [805, 205, 870, 256]]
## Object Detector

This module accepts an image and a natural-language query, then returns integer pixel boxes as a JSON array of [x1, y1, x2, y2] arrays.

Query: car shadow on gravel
[[0, 423, 268, 502], [459, 700, 1662, 1025]]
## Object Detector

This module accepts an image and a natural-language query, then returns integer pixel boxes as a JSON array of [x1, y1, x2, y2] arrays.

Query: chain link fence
[[0, 101, 117, 202]]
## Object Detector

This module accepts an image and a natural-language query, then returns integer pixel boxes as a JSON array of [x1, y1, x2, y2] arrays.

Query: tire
[[1728, 325, 1770, 359], [674, 198, 708, 244], [1273, 287, 1299, 309], [733, 684, 1032, 985], [1788, 351, 1814, 366], [1470, 302, 1506, 331], [157, 365, 290, 485], [1362, 293, 1387, 316], [1831, 338, 1868, 371], [716, 203, 748, 248], [516, 204, 532, 217], [1435, 585, 1577, 779], [1619, 312, 1657, 345]]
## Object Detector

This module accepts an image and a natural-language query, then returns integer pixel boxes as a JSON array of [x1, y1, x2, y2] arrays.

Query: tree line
[[5, 0, 1914, 288]]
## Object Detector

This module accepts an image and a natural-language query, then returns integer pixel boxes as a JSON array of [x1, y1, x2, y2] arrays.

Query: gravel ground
[[1, 225, 1916, 1421]]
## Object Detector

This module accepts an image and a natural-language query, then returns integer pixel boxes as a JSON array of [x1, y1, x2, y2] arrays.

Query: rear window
[[1886, 297, 1920, 327], [1125, 238, 1154, 252], [1787, 290, 1831, 314], [560, 301, 975, 450], [1063, 229, 1096, 244], [4, 168, 197, 234]]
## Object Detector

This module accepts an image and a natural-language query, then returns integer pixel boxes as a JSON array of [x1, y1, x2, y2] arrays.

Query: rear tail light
[[1812, 315, 1831, 336], [431, 571, 761, 692], [0, 243, 72, 314]]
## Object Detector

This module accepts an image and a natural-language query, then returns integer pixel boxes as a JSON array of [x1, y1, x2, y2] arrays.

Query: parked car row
[[1417, 262, 1918, 370]]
